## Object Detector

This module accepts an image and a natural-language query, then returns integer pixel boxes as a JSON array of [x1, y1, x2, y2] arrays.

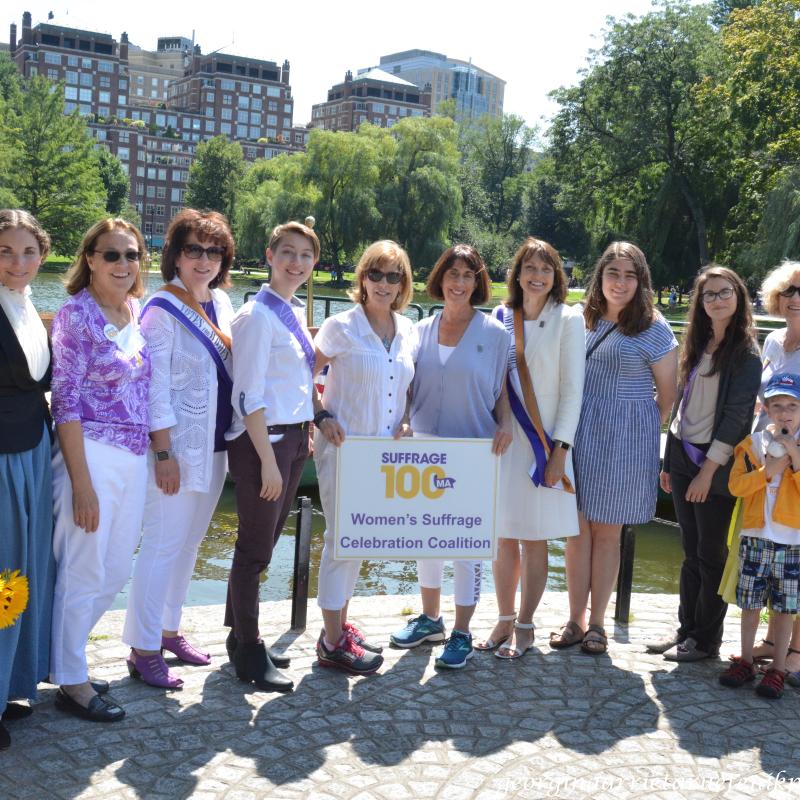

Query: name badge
[[104, 323, 119, 341]]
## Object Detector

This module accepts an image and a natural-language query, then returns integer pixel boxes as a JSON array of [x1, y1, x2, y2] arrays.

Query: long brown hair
[[583, 241, 655, 335], [504, 237, 567, 308], [679, 265, 756, 385]]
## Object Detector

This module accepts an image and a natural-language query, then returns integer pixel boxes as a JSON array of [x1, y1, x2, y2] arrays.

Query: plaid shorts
[[736, 536, 800, 614]]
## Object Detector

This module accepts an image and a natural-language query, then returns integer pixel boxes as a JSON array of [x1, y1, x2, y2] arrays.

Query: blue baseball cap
[[764, 372, 800, 401]]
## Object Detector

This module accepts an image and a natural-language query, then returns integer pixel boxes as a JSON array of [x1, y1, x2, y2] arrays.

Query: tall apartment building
[[377, 50, 504, 121], [310, 67, 431, 132], [7, 12, 308, 247]]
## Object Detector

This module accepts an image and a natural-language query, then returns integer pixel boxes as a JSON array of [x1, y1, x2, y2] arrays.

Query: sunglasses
[[366, 269, 403, 285], [779, 285, 800, 299], [90, 249, 142, 263], [182, 243, 226, 262]]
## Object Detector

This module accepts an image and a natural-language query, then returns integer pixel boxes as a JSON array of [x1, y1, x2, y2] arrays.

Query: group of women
[[2, 202, 797, 749]]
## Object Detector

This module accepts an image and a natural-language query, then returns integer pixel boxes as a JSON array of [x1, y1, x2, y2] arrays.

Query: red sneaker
[[756, 668, 785, 699]]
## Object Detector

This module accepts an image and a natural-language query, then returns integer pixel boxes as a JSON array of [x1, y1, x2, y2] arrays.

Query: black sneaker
[[317, 631, 383, 675]]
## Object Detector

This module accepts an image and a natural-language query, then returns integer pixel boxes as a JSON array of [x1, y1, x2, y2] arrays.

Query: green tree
[[95, 145, 130, 215], [550, 2, 718, 280], [184, 136, 246, 221], [0, 52, 22, 104], [0, 76, 106, 254]]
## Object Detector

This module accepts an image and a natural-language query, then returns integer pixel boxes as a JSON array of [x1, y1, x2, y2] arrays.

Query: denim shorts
[[736, 536, 800, 614]]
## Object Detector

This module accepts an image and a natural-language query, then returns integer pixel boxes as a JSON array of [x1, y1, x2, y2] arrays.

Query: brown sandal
[[549, 621, 585, 649], [580, 624, 608, 655]]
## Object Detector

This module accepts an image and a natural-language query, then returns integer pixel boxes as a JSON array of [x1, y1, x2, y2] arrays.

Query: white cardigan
[[141, 277, 235, 493]]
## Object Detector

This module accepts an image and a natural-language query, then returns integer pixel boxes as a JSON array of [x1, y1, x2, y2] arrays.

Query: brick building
[[7, 11, 307, 247], [311, 67, 431, 132]]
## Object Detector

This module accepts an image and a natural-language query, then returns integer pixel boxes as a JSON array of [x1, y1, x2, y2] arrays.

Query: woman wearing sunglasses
[[50, 219, 150, 721], [312, 241, 415, 674], [121, 210, 235, 688], [389, 244, 512, 669], [721, 261, 800, 680]]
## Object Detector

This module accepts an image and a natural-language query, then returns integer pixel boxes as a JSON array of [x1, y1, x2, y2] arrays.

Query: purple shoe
[[161, 634, 211, 666], [127, 650, 184, 689]]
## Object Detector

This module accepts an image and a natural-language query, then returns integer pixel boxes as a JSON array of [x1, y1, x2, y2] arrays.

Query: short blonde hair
[[268, 221, 320, 262], [761, 260, 800, 317], [348, 240, 413, 311], [65, 218, 147, 297]]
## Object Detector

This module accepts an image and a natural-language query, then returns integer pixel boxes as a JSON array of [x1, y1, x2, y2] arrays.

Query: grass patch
[[88, 632, 111, 642], [400, 605, 414, 616]]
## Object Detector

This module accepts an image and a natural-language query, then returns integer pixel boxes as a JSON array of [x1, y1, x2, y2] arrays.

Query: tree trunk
[[676, 173, 709, 266]]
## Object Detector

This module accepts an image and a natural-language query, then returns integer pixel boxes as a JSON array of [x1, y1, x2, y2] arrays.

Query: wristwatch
[[155, 450, 172, 461], [553, 440, 571, 451]]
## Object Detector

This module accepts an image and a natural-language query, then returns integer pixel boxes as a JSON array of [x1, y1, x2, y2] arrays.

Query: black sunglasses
[[182, 243, 226, 262], [90, 249, 142, 263], [779, 285, 800, 299], [366, 269, 403, 285]]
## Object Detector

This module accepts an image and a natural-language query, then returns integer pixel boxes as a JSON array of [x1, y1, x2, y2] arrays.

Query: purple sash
[[254, 288, 316, 375], [141, 294, 233, 392], [679, 363, 706, 467], [495, 305, 554, 488]]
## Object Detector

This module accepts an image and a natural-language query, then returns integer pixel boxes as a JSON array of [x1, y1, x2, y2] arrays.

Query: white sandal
[[495, 622, 535, 660], [474, 614, 517, 651]]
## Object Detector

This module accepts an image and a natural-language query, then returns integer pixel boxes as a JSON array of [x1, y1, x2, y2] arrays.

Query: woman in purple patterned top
[[49, 219, 151, 723]]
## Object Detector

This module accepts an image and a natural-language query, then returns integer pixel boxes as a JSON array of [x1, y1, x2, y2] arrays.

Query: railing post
[[291, 496, 312, 631], [615, 524, 636, 623]]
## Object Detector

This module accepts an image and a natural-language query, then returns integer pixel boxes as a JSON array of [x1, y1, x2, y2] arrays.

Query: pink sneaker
[[343, 622, 383, 654], [161, 634, 211, 666], [127, 650, 184, 689]]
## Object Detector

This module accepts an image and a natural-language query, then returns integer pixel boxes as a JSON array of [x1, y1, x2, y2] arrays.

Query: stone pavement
[[2, 592, 800, 800]]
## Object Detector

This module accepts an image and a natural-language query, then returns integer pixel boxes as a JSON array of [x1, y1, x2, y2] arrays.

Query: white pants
[[123, 451, 227, 650], [50, 438, 147, 684], [417, 559, 482, 607]]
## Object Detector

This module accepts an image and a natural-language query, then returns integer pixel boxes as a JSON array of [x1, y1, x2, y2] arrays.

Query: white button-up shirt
[[315, 304, 415, 436], [226, 284, 314, 439]]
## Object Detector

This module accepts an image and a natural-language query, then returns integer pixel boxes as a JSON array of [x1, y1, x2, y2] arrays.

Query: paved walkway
[[2, 592, 799, 799]]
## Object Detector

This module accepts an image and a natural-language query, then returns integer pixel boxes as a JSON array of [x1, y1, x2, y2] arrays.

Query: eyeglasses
[[90, 249, 142, 263], [779, 285, 800, 299], [366, 269, 403, 285], [701, 287, 735, 303], [182, 243, 225, 262]]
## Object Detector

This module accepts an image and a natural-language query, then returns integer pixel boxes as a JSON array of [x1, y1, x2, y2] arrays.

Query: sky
[[6, 0, 669, 129]]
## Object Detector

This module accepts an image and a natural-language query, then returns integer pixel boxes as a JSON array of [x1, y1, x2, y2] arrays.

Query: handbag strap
[[160, 284, 232, 351], [586, 322, 617, 359], [513, 307, 574, 493]]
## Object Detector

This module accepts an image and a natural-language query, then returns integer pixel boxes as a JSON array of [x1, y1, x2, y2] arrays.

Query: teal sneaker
[[389, 614, 446, 648], [435, 630, 474, 669]]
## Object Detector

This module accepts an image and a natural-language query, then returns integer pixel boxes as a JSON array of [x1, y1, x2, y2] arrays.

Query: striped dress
[[574, 316, 677, 525]]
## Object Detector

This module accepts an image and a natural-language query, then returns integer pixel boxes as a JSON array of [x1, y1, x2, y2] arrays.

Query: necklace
[[367, 311, 395, 353]]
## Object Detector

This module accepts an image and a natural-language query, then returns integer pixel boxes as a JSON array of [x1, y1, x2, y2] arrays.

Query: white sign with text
[[334, 436, 499, 560]]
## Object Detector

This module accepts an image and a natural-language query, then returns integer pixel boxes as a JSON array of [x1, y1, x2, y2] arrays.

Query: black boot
[[227, 629, 289, 668], [0, 721, 9, 750], [233, 640, 293, 693]]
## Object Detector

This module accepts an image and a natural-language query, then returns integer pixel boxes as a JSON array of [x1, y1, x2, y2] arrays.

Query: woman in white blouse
[[122, 210, 235, 688], [313, 241, 416, 675]]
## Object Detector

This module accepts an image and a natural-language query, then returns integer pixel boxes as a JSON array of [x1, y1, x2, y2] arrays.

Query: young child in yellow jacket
[[720, 372, 800, 698]]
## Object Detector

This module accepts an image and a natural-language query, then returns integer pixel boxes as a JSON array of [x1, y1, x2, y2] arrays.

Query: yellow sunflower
[[0, 570, 29, 630]]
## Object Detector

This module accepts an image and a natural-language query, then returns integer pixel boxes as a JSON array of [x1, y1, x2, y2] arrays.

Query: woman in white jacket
[[123, 210, 235, 688], [477, 238, 585, 659]]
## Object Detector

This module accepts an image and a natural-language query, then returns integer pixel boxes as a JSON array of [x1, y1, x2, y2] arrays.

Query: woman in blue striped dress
[[550, 242, 677, 655]]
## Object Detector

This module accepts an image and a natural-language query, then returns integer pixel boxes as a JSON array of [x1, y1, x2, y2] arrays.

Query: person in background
[[551, 242, 677, 655], [389, 244, 512, 669], [313, 240, 416, 674], [650, 266, 760, 662], [50, 219, 150, 722], [122, 210, 235, 688], [477, 238, 584, 659], [0, 210, 55, 750]]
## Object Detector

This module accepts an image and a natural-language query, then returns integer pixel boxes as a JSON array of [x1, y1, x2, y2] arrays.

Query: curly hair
[[583, 242, 655, 336], [678, 265, 757, 385], [761, 260, 800, 317]]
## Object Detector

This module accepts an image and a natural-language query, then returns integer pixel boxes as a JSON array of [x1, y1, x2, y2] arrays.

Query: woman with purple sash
[[649, 266, 760, 662], [476, 238, 585, 659], [122, 210, 235, 688]]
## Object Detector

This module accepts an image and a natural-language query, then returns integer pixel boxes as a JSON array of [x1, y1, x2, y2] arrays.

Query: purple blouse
[[51, 288, 151, 455]]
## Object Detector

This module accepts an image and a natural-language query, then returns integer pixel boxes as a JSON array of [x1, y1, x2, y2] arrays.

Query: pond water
[[32, 271, 684, 607]]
